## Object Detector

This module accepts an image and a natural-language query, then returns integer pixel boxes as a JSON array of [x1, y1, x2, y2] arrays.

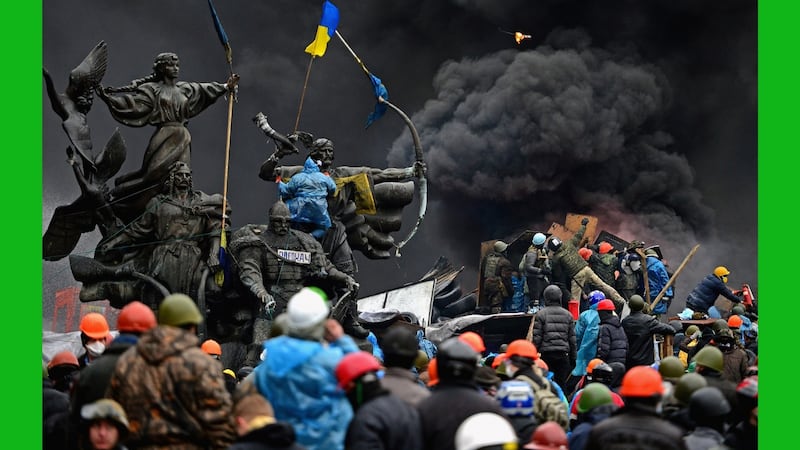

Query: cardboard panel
[[564, 213, 598, 247]]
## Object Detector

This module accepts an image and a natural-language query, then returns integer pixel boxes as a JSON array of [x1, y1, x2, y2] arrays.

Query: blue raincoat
[[571, 303, 600, 377], [254, 334, 358, 450], [279, 157, 336, 238]]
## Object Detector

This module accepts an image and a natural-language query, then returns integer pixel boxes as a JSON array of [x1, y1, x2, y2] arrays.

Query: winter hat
[[543, 285, 562, 304]]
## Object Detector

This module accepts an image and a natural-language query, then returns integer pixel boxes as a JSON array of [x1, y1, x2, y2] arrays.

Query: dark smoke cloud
[[43, 1, 756, 324], [388, 29, 715, 267]]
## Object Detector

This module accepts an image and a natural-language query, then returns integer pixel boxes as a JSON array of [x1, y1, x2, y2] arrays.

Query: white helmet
[[287, 288, 330, 332], [455, 412, 518, 450]]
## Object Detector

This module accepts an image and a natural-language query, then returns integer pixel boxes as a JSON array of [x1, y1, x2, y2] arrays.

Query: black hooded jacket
[[597, 312, 628, 367]]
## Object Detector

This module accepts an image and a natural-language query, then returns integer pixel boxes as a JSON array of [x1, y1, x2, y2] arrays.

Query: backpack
[[516, 373, 569, 429]]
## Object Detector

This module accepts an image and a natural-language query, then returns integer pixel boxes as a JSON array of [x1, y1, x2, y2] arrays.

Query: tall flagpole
[[207, 0, 236, 287], [294, 56, 316, 132]]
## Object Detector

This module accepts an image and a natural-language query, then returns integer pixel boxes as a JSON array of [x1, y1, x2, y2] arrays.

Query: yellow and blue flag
[[305, 1, 340, 57]]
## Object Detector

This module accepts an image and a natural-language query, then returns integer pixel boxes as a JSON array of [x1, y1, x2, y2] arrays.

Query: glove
[[581, 217, 590, 226]]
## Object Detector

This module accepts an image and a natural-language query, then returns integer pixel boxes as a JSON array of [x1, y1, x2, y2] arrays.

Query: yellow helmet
[[713, 266, 730, 279]]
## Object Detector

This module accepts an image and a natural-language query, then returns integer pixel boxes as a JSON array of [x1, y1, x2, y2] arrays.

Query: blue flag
[[207, 0, 232, 64], [365, 73, 389, 128]]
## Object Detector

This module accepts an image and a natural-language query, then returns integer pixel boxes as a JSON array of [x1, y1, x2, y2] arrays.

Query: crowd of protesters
[[44, 253, 757, 449]]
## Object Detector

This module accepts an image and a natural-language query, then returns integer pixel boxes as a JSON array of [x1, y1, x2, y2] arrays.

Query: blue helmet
[[588, 290, 605, 307], [532, 232, 547, 246], [496, 380, 534, 417]]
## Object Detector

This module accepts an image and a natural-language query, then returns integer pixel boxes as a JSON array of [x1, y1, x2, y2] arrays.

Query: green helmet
[[674, 373, 708, 405], [158, 294, 203, 327], [685, 325, 700, 337], [693, 346, 724, 372], [628, 295, 645, 312], [578, 382, 614, 413], [658, 356, 686, 381], [711, 319, 729, 334], [731, 305, 746, 316]]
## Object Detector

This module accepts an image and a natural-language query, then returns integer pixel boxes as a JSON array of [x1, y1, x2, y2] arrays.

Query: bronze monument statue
[[90, 162, 228, 308], [257, 122, 424, 270], [43, 40, 128, 261], [96, 52, 239, 222], [229, 199, 360, 363]]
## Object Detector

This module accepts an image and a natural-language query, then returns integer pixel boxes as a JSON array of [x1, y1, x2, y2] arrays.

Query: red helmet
[[48, 350, 79, 369], [578, 248, 593, 261], [201, 339, 222, 357], [598, 242, 613, 254], [524, 421, 568, 449], [597, 300, 615, 311], [117, 301, 156, 333], [427, 357, 439, 387], [620, 366, 664, 398], [335, 351, 381, 389], [458, 331, 486, 353], [506, 339, 539, 360], [80, 313, 110, 339]]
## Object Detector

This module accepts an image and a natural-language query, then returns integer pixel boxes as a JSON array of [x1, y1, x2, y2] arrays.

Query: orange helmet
[[48, 350, 79, 369], [458, 331, 486, 353], [586, 358, 605, 374], [727, 315, 743, 329], [427, 357, 439, 387], [335, 351, 382, 389], [201, 339, 222, 356], [506, 339, 539, 360], [491, 353, 508, 369], [598, 242, 613, 255], [619, 366, 664, 398], [578, 248, 593, 261], [80, 313, 110, 339], [117, 301, 156, 333]]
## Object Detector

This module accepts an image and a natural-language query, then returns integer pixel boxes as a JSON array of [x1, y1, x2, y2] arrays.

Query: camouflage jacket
[[108, 326, 236, 449], [551, 224, 589, 278]]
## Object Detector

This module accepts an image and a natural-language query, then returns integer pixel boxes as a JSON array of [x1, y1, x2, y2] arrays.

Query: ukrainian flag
[[305, 1, 339, 57]]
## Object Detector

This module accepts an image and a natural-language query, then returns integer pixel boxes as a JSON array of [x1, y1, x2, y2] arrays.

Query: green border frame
[[758, 2, 786, 448], [27, 1, 772, 446], [5, 0, 42, 441]]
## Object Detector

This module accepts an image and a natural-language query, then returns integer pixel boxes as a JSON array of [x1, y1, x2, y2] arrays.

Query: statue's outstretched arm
[[43, 68, 68, 121]]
